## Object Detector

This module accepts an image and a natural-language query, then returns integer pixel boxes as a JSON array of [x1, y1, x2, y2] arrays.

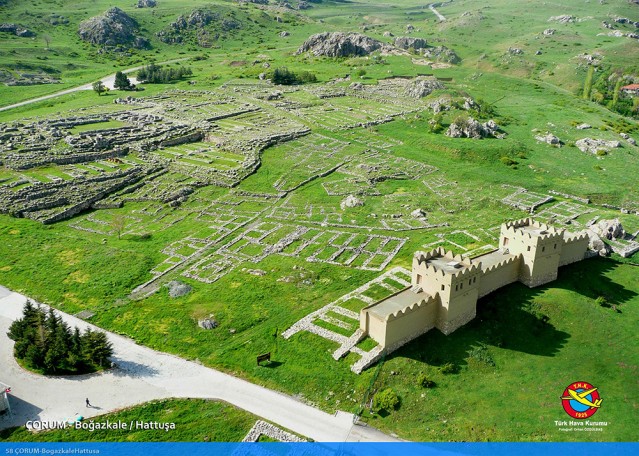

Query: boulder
[[535, 132, 562, 146], [508, 47, 524, 55], [411, 208, 427, 218], [136, 0, 157, 7], [165, 280, 192, 298], [295, 32, 392, 57], [543, 28, 556, 36], [279, 31, 290, 37], [576, 123, 591, 130], [585, 230, 610, 256], [198, 317, 218, 330], [340, 195, 364, 210]]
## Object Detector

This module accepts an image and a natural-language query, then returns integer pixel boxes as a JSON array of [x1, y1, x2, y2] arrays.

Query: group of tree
[[137, 63, 193, 83], [7, 301, 114, 375], [270, 67, 317, 85], [583, 66, 639, 119]]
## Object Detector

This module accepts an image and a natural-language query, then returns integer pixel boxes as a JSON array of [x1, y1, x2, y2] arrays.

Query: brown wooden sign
[[257, 352, 271, 366]]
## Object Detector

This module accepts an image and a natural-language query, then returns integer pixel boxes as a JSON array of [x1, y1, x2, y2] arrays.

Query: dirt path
[[0, 289, 398, 442], [427, 1, 452, 21]]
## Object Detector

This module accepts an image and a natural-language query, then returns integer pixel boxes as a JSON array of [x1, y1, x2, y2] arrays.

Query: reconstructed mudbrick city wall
[[359, 218, 590, 358]]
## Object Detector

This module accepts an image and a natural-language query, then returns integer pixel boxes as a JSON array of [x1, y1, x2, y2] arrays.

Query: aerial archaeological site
[[0, 0, 638, 444]]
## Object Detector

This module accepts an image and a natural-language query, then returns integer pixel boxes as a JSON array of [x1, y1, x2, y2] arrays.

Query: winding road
[[0, 59, 187, 113], [0, 286, 397, 442]]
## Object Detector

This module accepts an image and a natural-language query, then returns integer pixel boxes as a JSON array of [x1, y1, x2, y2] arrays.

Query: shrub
[[596, 296, 610, 307], [372, 388, 400, 413], [417, 372, 435, 388], [466, 343, 495, 367], [500, 156, 518, 166], [439, 363, 456, 374]]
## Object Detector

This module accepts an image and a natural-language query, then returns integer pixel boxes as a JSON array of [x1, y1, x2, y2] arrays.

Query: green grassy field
[[0, 0, 638, 443]]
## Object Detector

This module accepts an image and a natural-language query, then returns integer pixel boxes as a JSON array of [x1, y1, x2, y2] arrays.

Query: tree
[[114, 71, 133, 91], [110, 213, 128, 239], [582, 66, 595, 100], [372, 388, 400, 413], [92, 81, 107, 96], [82, 329, 114, 368]]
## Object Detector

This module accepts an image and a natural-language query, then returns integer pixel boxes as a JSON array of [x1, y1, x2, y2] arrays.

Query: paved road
[[0, 289, 398, 442], [0, 59, 186, 113]]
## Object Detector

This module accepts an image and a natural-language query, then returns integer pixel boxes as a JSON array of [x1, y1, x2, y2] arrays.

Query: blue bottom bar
[[0, 443, 636, 456]]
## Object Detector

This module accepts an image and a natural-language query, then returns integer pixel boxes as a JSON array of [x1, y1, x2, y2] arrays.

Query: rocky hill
[[296, 32, 393, 57], [78, 7, 149, 49], [157, 8, 242, 47]]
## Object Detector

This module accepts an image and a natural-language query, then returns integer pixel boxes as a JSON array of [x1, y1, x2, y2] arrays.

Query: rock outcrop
[[422, 46, 461, 64], [394, 36, 428, 50], [404, 77, 445, 98], [0, 23, 35, 37], [591, 218, 625, 240], [340, 194, 364, 210], [137, 0, 157, 7], [78, 7, 148, 48], [575, 138, 621, 154], [548, 15, 576, 24], [296, 32, 391, 57], [446, 117, 502, 139], [157, 8, 241, 46]]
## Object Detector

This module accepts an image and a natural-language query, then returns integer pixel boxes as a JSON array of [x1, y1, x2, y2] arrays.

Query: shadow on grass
[[554, 257, 637, 306], [389, 258, 636, 370], [260, 361, 284, 369]]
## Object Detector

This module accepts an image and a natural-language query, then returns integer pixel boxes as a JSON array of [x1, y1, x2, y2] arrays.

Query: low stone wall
[[242, 420, 306, 442]]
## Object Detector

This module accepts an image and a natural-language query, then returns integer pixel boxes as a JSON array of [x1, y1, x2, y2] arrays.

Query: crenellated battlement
[[414, 247, 469, 265], [563, 231, 589, 244], [413, 247, 479, 278], [479, 254, 520, 274], [386, 295, 439, 322]]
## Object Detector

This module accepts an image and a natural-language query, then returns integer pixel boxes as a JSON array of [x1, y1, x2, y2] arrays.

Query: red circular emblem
[[561, 381, 602, 419]]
